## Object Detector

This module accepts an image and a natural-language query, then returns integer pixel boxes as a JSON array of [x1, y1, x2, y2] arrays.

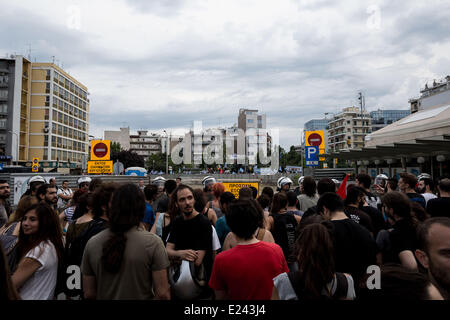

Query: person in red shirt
[[209, 199, 288, 300]]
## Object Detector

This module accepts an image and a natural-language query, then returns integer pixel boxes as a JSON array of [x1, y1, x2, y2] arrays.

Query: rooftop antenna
[[52, 56, 55, 64], [27, 43, 32, 60]]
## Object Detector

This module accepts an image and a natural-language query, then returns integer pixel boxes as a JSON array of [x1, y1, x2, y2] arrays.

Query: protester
[[385, 178, 398, 193], [361, 265, 443, 300], [142, 184, 158, 231], [261, 187, 274, 205], [206, 182, 225, 218], [249, 186, 258, 199], [209, 199, 288, 300], [272, 223, 356, 300], [214, 192, 236, 247], [0, 195, 38, 237], [57, 180, 73, 210], [297, 176, 318, 212], [223, 199, 275, 251], [317, 192, 378, 287], [36, 184, 58, 210], [344, 186, 374, 234], [0, 179, 12, 228], [426, 178, 450, 218], [415, 217, 450, 300], [193, 188, 218, 226], [88, 178, 102, 193], [11, 203, 64, 300], [81, 184, 170, 300], [377, 191, 419, 271], [398, 173, 426, 208], [156, 179, 177, 215], [138, 179, 145, 192], [58, 189, 85, 229], [417, 175, 437, 206], [301, 178, 336, 220], [176, 177, 182, 186], [0, 245, 20, 300], [152, 176, 167, 211], [356, 173, 381, 209], [257, 194, 272, 225], [267, 193, 301, 271], [286, 191, 303, 217], [165, 185, 213, 299]]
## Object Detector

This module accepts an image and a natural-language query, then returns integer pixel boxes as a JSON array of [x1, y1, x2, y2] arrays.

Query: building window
[[0, 104, 7, 113], [248, 119, 254, 123]]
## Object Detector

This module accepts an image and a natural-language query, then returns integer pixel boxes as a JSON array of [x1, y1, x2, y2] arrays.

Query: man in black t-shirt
[[427, 178, 450, 218], [166, 184, 213, 295], [399, 173, 426, 208], [317, 192, 378, 286]]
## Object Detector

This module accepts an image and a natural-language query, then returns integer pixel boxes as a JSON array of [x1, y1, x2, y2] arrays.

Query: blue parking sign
[[305, 146, 319, 167]]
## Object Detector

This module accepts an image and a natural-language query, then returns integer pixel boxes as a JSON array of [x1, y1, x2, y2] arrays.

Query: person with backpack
[[272, 223, 356, 300], [81, 184, 170, 300], [266, 193, 301, 271], [63, 183, 117, 298]]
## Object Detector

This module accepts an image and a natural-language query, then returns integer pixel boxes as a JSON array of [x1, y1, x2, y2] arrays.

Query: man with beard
[[415, 217, 450, 300], [0, 179, 11, 227], [417, 174, 437, 207], [36, 183, 58, 210], [165, 184, 213, 299]]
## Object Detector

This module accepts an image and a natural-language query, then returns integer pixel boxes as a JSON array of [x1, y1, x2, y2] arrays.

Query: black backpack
[[270, 213, 298, 264], [62, 219, 106, 297]]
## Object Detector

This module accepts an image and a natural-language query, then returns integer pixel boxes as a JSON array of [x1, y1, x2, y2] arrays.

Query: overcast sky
[[1, 0, 449, 148]]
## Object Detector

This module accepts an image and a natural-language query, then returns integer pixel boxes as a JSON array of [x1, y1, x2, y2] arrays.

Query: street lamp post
[[163, 130, 168, 175], [9, 131, 19, 166]]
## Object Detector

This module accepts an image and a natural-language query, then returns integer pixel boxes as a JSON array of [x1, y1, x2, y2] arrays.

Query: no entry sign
[[90, 140, 111, 161], [307, 133, 322, 146]]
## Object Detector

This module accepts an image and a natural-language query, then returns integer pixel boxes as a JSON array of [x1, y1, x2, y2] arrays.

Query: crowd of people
[[0, 171, 449, 301]]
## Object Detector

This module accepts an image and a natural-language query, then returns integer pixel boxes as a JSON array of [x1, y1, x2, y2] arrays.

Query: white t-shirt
[[57, 188, 73, 208], [212, 226, 221, 251], [19, 241, 58, 300], [422, 193, 438, 206]]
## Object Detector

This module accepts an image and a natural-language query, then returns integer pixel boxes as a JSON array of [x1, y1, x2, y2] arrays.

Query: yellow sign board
[[88, 161, 113, 174], [223, 182, 259, 199], [90, 140, 111, 161]]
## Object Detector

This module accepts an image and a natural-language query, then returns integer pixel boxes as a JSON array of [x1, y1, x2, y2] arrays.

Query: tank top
[[270, 212, 298, 264]]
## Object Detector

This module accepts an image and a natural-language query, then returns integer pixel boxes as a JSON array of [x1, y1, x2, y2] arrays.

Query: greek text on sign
[[88, 161, 113, 174], [223, 182, 259, 199], [305, 130, 325, 156]]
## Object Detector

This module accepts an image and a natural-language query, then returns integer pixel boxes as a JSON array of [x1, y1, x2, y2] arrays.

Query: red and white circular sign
[[93, 142, 108, 158], [308, 133, 322, 146]]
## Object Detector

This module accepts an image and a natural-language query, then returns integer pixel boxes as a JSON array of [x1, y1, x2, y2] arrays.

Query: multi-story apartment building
[[409, 76, 450, 113], [29, 62, 89, 168], [238, 108, 267, 164], [370, 109, 410, 132], [0, 55, 32, 164], [104, 127, 131, 150], [328, 106, 371, 152], [129, 130, 162, 163]]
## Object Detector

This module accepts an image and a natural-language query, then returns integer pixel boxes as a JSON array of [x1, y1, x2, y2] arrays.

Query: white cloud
[[1, 0, 449, 148]]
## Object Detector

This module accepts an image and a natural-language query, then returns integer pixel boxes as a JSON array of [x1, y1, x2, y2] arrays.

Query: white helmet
[[332, 179, 340, 185], [277, 177, 293, 189], [418, 173, 432, 181], [202, 176, 216, 187], [28, 175, 46, 187], [298, 176, 305, 186], [77, 176, 92, 186], [375, 174, 389, 186], [152, 176, 166, 186]]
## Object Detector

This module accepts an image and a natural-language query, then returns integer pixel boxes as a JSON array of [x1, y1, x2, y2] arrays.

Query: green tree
[[111, 142, 122, 153], [286, 146, 302, 166], [111, 150, 144, 168]]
